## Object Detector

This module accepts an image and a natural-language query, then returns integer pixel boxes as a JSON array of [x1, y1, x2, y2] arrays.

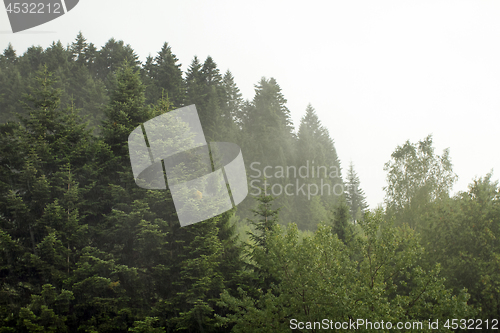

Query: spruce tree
[[241, 77, 295, 175], [101, 64, 149, 157], [0, 44, 23, 123], [98, 63, 152, 252], [247, 181, 280, 251], [185, 56, 204, 109], [185, 55, 228, 141], [40, 41, 72, 92], [145, 42, 185, 107], [142, 55, 156, 105], [17, 45, 44, 78], [244, 182, 281, 297], [345, 161, 369, 223], [70, 31, 88, 65], [93, 38, 140, 85], [0, 65, 109, 331], [293, 104, 344, 229], [67, 33, 109, 133], [222, 70, 243, 125], [331, 198, 354, 244], [0, 43, 16, 66]]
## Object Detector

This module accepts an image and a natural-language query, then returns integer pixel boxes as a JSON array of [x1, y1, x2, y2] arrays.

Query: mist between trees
[[0, 33, 498, 332]]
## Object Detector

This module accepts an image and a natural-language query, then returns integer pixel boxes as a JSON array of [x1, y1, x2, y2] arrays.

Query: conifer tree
[[241, 77, 295, 184], [345, 161, 369, 222], [331, 198, 354, 244], [185, 56, 228, 141], [98, 63, 152, 253], [17, 46, 44, 78], [185, 56, 204, 109], [142, 55, 156, 105], [222, 70, 243, 127], [67, 33, 109, 133], [0, 65, 108, 331], [40, 41, 72, 90], [101, 64, 149, 158], [0, 44, 23, 123], [93, 38, 140, 85], [145, 42, 185, 107], [247, 181, 280, 251], [70, 31, 89, 65], [243, 77, 295, 168], [0, 43, 16, 65], [293, 104, 344, 229]]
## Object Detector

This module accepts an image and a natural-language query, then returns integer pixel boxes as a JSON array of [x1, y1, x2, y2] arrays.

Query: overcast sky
[[1, 0, 500, 208]]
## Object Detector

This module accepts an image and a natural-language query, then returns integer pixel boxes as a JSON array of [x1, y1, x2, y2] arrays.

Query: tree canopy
[[0, 35, 496, 332]]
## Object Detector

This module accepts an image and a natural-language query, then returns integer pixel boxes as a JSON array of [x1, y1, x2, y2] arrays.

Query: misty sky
[[1, 0, 500, 208]]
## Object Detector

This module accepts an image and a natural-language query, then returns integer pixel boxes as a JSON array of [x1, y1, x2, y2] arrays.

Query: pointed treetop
[[70, 31, 88, 62], [155, 42, 180, 66], [346, 161, 369, 222], [202, 56, 222, 85], [3, 43, 16, 60]]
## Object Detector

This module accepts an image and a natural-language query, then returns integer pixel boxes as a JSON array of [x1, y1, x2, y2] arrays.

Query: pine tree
[[241, 182, 282, 302], [0, 43, 17, 68], [40, 41, 72, 88], [345, 161, 368, 223], [241, 77, 295, 178], [185, 56, 205, 108], [222, 70, 243, 127], [17, 45, 44, 78], [0, 44, 23, 123], [101, 63, 149, 157], [142, 54, 156, 105], [185, 56, 229, 141], [145, 42, 185, 107], [331, 198, 354, 244], [70, 31, 88, 65], [93, 38, 140, 85], [0, 65, 107, 331], [67, 33, 109, 133], [98, 63, 152, 253], [247, 181, 280, 251], [293, 104, 344, 229], [201, 56, 223, 87]]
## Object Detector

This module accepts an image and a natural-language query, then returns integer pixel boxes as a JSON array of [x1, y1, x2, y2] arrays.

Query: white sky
[[1, 0, 500, 209]]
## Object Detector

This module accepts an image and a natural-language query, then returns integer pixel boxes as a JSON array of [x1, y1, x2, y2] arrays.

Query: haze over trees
[[0, 34, 498, 332]]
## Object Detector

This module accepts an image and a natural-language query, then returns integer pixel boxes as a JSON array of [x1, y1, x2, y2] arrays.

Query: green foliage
[[102, 64, 148, 152], [93, 38, 140, 85], [384, 135, 458, 229], [423, 172, 500, 321], [247, 182, 280, 251], [129, 317, 164, 333], [0, 35, 495, 332], [222, 70, 244, 131], [142, 42, 185, 107], [331, 198, 354, 244], [345, 161, 368, 222], [292, 104, 343, 230], [219, 211, 474, 332]]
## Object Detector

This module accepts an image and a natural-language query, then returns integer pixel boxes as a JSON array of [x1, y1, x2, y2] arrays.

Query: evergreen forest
[[0, 33, 499, 332]]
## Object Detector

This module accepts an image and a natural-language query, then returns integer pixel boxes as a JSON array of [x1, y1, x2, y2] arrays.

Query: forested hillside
[[0, 33, 498, 332]]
